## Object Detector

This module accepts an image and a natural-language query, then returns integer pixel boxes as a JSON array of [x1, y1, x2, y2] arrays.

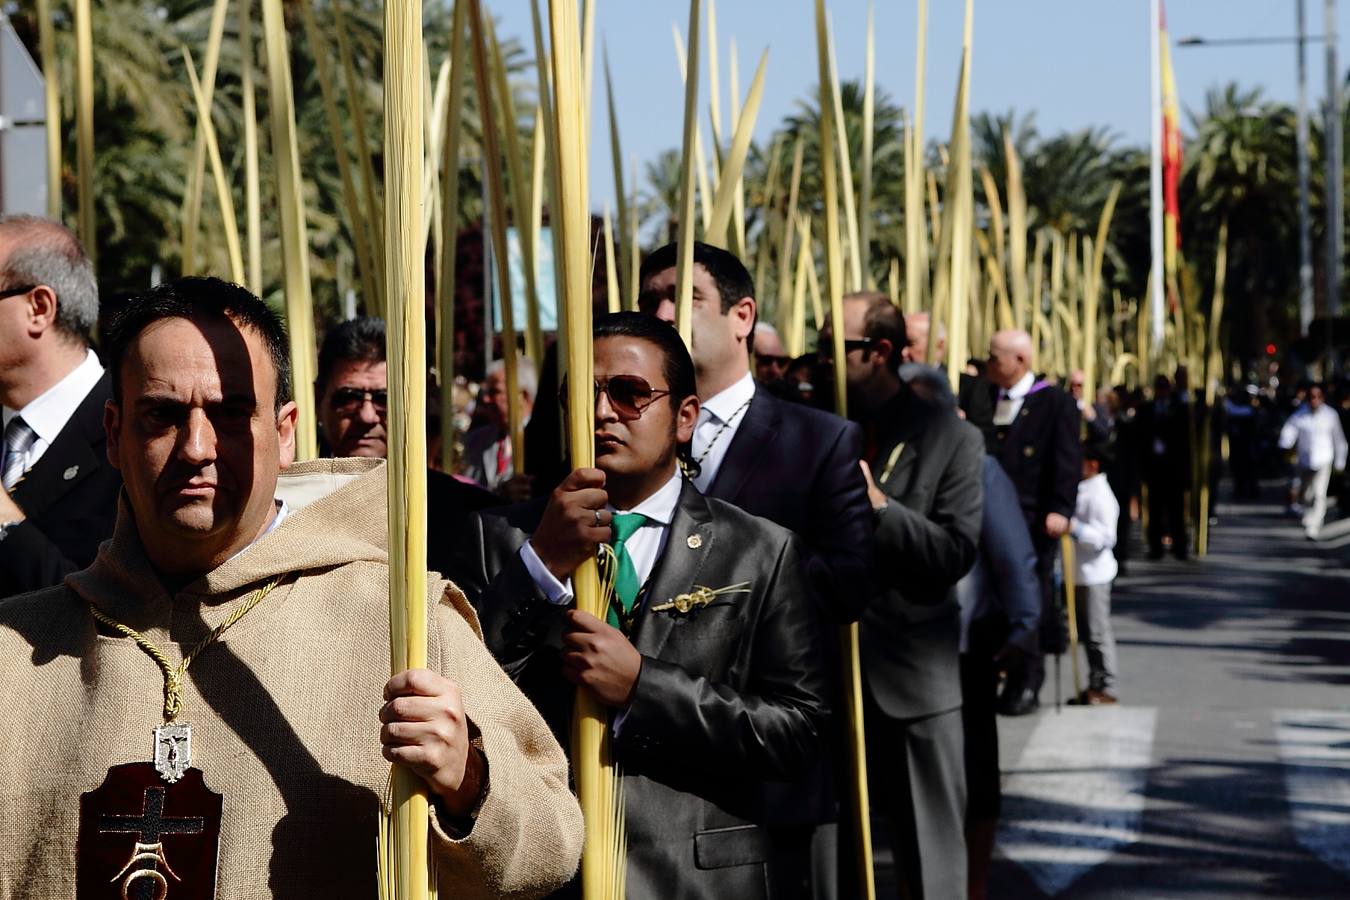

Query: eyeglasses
[[817, 338, 877, 360], [328, 387, 388, 415], [0, 284, 36, 301], [561, 375, 671, 421], [756, 354, 792, 369]]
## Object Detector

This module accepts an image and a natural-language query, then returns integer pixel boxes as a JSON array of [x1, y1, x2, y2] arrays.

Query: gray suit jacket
[[462, 480, 831, 899], [860, 376, 984, 720]]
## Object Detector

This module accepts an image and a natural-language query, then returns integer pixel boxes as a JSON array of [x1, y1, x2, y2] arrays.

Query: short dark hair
[[593, 311, 699, 477], [104, 276, 292, 411], [638, 241, 754, 316], [852, 292, 907, 368], [317, 316, 386, 391], [593, 311, 697, 408]]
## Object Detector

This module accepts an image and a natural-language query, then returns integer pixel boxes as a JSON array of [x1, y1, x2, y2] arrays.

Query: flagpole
[[1149, 0, 1165, 357]]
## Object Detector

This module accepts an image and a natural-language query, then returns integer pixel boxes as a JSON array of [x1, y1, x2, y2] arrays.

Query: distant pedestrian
[[1137, 374, 1191, 559], [1279, 383, 1347, 539], [1070, 438, 1121, 705]]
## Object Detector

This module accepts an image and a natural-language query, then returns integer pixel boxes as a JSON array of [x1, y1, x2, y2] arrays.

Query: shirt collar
[[2, 349, 104, 442], [702, 371, 756, 423], [1005, 370, 1036, 401], [610, 469, 683, 527]]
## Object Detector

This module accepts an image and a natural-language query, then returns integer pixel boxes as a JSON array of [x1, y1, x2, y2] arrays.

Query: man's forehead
[[595, 335, 661, 374], [126, 316, 271, 396]]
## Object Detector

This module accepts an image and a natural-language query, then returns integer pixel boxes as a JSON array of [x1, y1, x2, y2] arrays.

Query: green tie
[[606, 512, 648, 628]]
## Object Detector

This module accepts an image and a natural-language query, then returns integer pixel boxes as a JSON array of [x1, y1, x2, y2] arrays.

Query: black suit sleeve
[[619, 537, 828, 782], [0, 521, 84, 596], [874, 424, 983, 602], [803, 420, 873, 622], [1050, 392, 1083, 521]]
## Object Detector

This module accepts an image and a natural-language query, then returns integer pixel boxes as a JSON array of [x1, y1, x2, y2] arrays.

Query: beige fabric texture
[[0, 456, 581, 899]]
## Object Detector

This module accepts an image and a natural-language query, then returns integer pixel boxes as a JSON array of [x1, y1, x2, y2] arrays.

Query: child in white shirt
[[1070, 440, 1121, 704]]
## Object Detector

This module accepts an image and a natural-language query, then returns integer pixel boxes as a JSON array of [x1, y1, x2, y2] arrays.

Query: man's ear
[[675, 395, 700, 445], [873, 339, 894, 369], [276, 400, 298, 469], [28, 285, 59, 337], [730, 297, 756, 342], [104, 400, 122, 470]]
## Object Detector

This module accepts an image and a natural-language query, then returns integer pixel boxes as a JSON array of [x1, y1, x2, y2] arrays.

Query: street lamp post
[[1179, 19, 1341, 377]]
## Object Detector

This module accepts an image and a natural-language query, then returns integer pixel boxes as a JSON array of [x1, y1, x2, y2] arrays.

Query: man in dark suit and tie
[[0, 216, 120, 597], [984, 329, 1082, 715], [637, 242, 872, 894], [463, 312, 830, 898], [635, 241, 872, 620], [827, 293, 984, 900]]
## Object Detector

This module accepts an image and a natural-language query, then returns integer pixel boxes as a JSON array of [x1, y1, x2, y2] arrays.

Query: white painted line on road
[[1275, 710, 1350, 877], [996, 707, 1157, 897]]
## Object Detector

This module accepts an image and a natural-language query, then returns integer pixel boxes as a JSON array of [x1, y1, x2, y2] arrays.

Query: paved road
[[989, 486, 1350, 898]]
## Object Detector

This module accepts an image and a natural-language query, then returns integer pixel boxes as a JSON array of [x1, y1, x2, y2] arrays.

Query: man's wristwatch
[[0, 520, 21, 542], [871, 501, 889, 522]]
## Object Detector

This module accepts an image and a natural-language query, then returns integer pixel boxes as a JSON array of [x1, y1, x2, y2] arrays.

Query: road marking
[[1275, 710, 1350, 877], [996, 707, 1157, 896]]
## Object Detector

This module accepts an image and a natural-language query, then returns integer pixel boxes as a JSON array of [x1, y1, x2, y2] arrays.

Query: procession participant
[[1136, 373, 1191, 559], [314, 316, 499, 578], [823, 293, 983, 900], [901, 309, 995, 443], [462, 355, 537, 501], [1278, 382, 1348, 540], [636, 241, 871, 623], [464, 312, 830, 898], [0, 215, 120, 597], [638, 242, 871, 896], [752, 321, 794, 397], [984, 328, 1081, 716], [1068, 435, 1122, 705], [0, 277, 582, 898]]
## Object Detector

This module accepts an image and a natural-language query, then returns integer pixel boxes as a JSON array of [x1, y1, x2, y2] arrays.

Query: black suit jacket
[[861, 383, 984, 720], [989, 379, 1081, 544], [1135, 396, 1192, 490], [706, 384, 872, 623], [0, 372, 121, 598], [464, 482, 830, 899]]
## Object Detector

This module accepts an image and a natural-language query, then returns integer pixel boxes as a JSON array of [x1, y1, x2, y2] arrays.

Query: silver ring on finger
[[594, 509, 603, 528]]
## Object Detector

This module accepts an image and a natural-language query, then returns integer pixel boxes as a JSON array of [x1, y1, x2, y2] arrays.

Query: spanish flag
[[1159, 1, 1182, 300]]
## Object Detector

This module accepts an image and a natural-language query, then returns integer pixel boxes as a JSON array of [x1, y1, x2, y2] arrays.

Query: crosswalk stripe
[[1275, 709, 1350, 877], [996, 706, 1158, 896]]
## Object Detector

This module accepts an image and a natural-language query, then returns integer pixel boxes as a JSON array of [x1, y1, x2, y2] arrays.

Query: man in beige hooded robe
[[0, 277, 581, 899]]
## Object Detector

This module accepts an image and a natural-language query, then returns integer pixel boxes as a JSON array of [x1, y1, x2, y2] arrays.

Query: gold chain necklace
[[88, 575, 285, 781]]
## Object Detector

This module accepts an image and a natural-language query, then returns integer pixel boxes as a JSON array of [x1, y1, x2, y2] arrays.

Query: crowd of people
[[0, 213, 1345, 899]]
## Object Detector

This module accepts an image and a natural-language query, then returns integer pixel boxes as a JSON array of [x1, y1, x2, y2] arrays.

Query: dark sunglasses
[[560, 375, 671, 421], [0, 284, 36, 301], [817, 338, 877, 359], [756, 354, 792, 368], [329, 387, 388, 415]]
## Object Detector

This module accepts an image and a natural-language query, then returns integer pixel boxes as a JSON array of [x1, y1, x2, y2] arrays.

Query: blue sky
[[485, 1, 1350, 211]]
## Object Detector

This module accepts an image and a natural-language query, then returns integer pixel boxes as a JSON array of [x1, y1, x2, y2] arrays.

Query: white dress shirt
[[993, 370, 1036, 427], [2, 349, 104, 474], [691, 371, 756, 492], [1280, 404, 1349, 472], [1070, 472, 1119, 586], [520, 469, 685, 606]]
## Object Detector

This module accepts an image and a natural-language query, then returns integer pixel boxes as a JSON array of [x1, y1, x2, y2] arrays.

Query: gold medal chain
[[88, 576, 285, 721]]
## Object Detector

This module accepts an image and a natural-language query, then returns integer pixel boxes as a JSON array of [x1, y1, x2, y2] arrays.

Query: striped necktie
[[2, 416, 36, 491]]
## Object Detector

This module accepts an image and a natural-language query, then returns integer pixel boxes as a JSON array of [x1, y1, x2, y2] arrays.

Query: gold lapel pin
[[686, 533, 703, 550]]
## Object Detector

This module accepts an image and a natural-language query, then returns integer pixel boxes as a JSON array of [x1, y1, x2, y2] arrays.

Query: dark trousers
[[959, 637, 1002, 820], [865, 691, 968, 900], [1146, 480, 1188, 558]]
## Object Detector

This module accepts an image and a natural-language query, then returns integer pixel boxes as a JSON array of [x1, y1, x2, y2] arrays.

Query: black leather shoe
[[998, 687, 1040, 717]]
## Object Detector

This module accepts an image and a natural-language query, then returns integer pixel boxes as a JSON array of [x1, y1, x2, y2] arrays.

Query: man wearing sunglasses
[[0, 216, 120, 598], [314, 317, 499, 578], [463, 312, 831, 898], [821, 292, 984, 900], [638, 241, 870, 897]]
